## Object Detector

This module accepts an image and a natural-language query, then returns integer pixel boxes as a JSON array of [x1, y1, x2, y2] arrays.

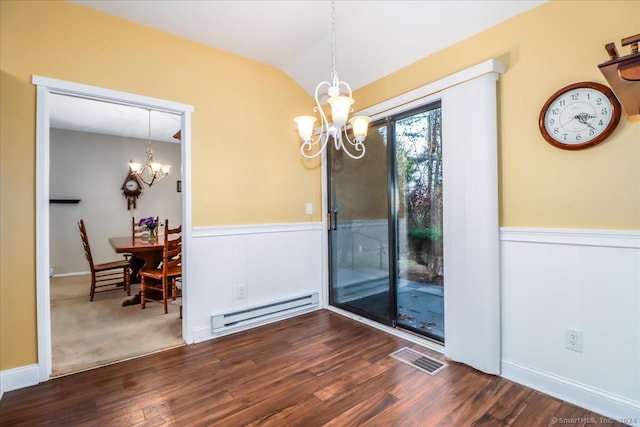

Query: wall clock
[[538, 82, 622, 150], [122, 173, 142, 210]]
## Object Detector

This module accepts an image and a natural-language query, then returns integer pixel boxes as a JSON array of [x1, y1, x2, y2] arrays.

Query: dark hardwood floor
[[0, 310, 626, 426]]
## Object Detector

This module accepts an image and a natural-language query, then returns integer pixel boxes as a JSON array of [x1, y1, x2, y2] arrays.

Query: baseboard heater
[[211, 292, 319, 333]]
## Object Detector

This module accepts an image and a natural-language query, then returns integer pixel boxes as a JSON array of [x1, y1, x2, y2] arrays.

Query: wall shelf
[[49, 199, 81, 204], [598, 34, 640, 118]]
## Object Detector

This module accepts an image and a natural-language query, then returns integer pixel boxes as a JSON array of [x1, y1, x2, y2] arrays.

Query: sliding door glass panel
[[329, 123, 392, 325], [394, 104, 444, 341]]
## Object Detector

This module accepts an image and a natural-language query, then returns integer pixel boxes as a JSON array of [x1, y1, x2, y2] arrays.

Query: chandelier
[[128, 110, 171, 186], [294, 0, 371, 159]]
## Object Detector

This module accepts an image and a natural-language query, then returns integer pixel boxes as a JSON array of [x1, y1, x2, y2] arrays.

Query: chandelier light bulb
[[128, 162, 142, 173], [327, 95, 354, 128], [294, 116, 317, 142], [349, 116, 371, 142]]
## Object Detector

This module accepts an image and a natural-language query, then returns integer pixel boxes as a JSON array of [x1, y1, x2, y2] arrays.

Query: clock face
[[539, 82, 621, 150], [125, 180, 139, 192]]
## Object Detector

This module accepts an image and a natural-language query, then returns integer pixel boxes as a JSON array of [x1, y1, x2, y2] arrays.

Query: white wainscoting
[[500, 227, 640, 424], [189, 222, 324, 342]]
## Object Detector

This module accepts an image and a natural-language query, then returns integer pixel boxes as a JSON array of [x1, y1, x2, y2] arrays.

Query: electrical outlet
[[306, 202, 313, 215], [237, 284, 247, 300], [565, 328, 583, 352]]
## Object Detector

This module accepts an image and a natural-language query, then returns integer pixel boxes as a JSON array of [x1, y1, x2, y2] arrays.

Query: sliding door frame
[[326, 125, 396, 326], [327, 103, 444, 340], [325, 59, 504, 368]]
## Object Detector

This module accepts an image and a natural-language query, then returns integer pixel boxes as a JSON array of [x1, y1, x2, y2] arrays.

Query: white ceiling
[[50, 94, 182, 143], [54, 0, 546, 140]]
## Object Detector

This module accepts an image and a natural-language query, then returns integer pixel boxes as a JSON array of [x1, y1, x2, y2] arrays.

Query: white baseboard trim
[[0, 364, 40, 399], [191, 324, 214, 344], [502, 359, 640, 426]]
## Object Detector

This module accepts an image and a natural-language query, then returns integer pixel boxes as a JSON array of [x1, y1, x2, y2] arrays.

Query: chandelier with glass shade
[[294, 0, 371, 159], [128, 110, 171, 186]]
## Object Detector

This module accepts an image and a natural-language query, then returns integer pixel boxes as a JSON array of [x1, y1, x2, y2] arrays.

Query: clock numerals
[[539, 82, 621, 150]]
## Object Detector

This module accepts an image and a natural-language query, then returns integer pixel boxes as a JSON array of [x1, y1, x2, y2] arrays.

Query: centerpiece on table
[[138, 216, 160, 241]]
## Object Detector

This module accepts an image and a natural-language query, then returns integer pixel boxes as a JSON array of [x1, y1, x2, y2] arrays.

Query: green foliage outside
[[396, 106, 444, 277], [407, 228, 442, 242]]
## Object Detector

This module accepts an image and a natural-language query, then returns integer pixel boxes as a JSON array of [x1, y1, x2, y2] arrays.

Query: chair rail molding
[[500, 226, 640, 248]]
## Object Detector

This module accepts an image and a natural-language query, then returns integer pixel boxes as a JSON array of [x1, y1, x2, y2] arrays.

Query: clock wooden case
[[538, 81, 622, 150], [122, 173, 142, 210]]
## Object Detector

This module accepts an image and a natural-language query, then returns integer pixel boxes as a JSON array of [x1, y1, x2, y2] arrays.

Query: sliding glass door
[[328, 102, 444, 342], [328, 121, 393, 325], [394, 105, 444, 341]]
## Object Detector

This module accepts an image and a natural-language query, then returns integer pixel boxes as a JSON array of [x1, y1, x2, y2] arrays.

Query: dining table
[[109, 235, 164, 306]]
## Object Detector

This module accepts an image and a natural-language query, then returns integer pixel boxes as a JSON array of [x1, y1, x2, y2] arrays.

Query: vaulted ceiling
[[71, 0, 545, 95], [56, 0, 546, 140]]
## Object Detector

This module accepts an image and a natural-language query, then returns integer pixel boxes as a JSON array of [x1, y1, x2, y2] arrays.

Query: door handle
[[327, 211, 338, 231]]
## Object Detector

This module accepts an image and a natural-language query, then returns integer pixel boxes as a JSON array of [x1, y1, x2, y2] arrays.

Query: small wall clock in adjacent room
[[539, 81, 622, 150], [122, 173, 143, 210]]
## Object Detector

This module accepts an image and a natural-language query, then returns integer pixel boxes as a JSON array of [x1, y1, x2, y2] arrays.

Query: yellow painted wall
[[0, 0, 319, 370], [1, 0, 639, 372], [355, 0, 640, 229]]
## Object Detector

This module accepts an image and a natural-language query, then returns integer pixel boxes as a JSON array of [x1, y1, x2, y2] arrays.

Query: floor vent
[[390, 347, 448, 376]]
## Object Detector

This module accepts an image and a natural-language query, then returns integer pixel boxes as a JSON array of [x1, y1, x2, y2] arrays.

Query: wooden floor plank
[[511, 390, 563, 427], [321, 390, 398, 426], [0, 310, 620, 426], [434, 374, 516, 426], [481, 379, 533, 425]]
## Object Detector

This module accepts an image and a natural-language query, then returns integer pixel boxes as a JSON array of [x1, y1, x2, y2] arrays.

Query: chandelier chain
[[146, 110, 153, 160], [330, 0, 337, 84]]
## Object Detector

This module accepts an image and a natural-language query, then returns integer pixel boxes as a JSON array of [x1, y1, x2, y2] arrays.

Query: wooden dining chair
[[78, 219, 131, 301], [164, 222, 183, 302], [139, 219, 181, 314]]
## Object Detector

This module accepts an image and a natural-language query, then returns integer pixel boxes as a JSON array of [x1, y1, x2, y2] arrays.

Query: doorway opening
[[34, 75, 193, 381], [328, 102, 444, 343], [48, 95, 184, 376]]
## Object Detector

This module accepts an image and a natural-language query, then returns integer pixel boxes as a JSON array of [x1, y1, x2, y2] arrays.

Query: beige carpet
[[50, 274, 184, 377]]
